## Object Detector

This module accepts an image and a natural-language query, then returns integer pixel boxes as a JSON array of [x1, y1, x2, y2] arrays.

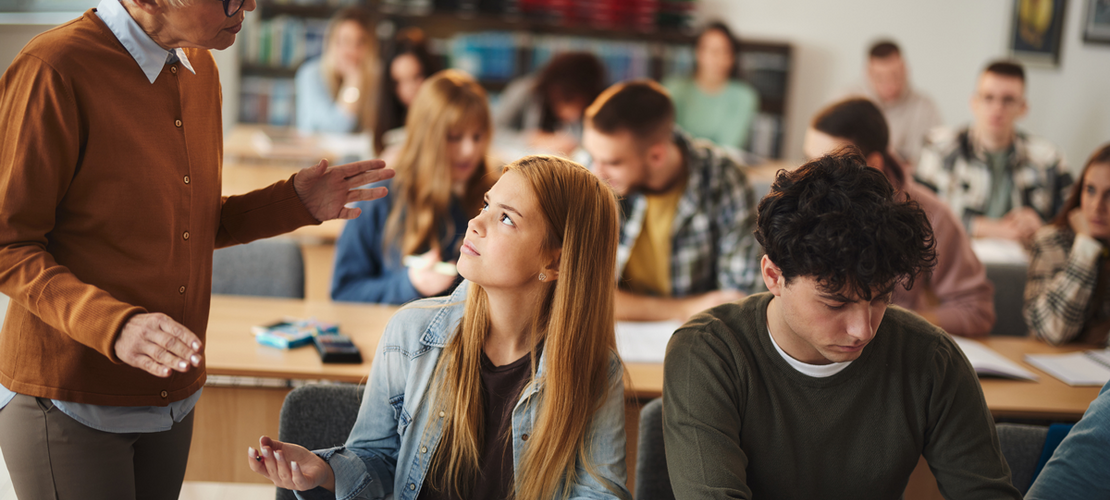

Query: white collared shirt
[[95, 0, 195, 84]]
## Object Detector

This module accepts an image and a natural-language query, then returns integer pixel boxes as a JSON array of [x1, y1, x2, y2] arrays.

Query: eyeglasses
[[220, 0, 243, 17]]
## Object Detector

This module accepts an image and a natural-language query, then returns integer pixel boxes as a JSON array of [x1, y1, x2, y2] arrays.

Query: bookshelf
[[236, 0, 793, 158]]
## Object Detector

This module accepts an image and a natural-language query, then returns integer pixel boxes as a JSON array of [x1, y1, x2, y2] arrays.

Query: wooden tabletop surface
[[206, 295, 1101, 419]]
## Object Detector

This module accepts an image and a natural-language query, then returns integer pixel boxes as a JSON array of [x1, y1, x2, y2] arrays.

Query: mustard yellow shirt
[[622, 179, 687, 297]]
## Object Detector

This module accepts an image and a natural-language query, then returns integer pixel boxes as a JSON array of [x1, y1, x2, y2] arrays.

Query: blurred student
[[664, 152, 1020, 500], [662, 21, 760, 151], [1024, 144, 1110, 346], [1025, 380, 1110, 500], [295, 7, 379, 133], [583, 80, 762, 322], [916, 60, 1070, 244], [331, 70, 497, 304], [494, 52, 606, 155], [840, 40, 942, 166], [804, 98, 995, 336], [249, 156, 631, 500], [373, 27, 437, 156]]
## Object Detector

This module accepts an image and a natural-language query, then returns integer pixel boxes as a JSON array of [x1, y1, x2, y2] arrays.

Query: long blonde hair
[[429, 155, 622, 500], [385, 69, 496, 257], [320, 7, 379, 132]]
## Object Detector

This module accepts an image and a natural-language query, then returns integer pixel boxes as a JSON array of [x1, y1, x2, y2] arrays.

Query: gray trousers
[[0, 394, 194, 500]]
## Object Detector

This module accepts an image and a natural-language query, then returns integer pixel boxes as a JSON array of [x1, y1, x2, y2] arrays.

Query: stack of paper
[[615, 321, 683, 364], [950, 336, 1038, 381], [1025, 349, 1110, 386]]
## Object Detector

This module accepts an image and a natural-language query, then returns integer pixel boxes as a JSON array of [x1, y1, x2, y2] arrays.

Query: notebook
[[950, 336, 1039, 381], [1025, 349, 1110, 386]]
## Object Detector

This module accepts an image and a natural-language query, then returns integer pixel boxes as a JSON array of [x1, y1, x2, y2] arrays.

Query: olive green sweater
[[663, 293, 1020, 499]]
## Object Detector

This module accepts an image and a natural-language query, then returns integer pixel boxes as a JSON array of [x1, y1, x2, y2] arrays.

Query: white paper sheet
[[615, 321, 683, 364], [971, 238, 1030, 265], [950, 336, 1038, 381], [1025, 350, 1110, 386]]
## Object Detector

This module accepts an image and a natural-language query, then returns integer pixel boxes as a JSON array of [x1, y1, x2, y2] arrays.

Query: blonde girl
[[331, 69, 497, 304], [250, 155, 631, 500], [295, 7, 380, 133]]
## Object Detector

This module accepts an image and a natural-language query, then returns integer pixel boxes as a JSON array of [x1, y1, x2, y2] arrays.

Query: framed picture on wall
[[1085, 0, 1110, 43], [1010, 0, 1068, 66]]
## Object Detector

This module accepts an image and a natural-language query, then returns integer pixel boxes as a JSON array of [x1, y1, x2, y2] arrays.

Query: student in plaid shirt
[[582, 80, 763, 321], [916, 61, 1070, 245], [1024, 144, 1110, 346]]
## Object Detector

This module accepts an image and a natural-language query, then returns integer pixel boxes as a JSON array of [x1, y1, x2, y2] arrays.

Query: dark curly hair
[[755, 150, 937, 300]]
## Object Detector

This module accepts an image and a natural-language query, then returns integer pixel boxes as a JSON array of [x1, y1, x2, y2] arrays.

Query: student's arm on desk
[[615, 289, 744, 322]]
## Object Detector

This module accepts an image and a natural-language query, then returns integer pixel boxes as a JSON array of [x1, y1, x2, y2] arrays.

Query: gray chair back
[[275, 383, 364, 500], [212, 238, 305, 298], [986, 262, 1029, 336], [996, 422, 1049, 494], [636, 398, 675, 500]]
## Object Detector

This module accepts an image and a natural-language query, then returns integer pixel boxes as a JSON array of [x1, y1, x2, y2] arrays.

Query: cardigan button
[[183, 175, 190, 184], [170, 65, 177, 74], [175, 119, 182, 128], [160, 390, 168, 398], [183, 231, 190, 240], [179, 286, 186, 294]]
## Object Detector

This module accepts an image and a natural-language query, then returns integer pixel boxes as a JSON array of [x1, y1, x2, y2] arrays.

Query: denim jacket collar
[[416, 281, 550, 390]]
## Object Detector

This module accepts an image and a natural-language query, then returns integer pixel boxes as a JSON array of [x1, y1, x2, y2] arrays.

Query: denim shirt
[[299, 281, 631, 500]]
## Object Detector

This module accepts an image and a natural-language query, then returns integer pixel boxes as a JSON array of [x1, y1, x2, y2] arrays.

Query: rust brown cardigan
[[0, 10, 319, 406]]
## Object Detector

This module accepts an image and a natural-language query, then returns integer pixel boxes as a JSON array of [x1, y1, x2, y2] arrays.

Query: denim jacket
[[299, 281, 631, 500]]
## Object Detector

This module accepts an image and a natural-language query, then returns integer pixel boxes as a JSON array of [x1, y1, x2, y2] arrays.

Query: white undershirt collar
[[767, 328, 852, 378]]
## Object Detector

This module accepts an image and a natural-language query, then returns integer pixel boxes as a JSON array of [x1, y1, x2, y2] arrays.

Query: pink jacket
[[893, 179, 996, 336]]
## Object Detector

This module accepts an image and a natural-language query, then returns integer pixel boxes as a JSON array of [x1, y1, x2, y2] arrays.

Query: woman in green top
[[663, 21, 760, 151]]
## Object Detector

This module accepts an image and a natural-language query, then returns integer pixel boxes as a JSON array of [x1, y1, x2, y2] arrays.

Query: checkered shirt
[[615, 131, 763, 297], [1023, 224, 1110, 346], [916, 127, 1072, 230]]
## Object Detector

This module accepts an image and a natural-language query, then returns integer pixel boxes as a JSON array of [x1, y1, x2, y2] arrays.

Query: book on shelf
[[239, 76, 296, 126]]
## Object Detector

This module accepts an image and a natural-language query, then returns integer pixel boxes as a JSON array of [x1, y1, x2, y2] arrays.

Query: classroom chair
[[985, 262, 1028, 337], [212, 237, 305, 298], [996, 422, 1049, 494], [275, 382, 364, 500], [636, 397, 675, 500]]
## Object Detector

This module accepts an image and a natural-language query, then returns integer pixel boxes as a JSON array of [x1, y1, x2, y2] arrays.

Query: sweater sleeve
[[663, 324, 751, 500], [0, 53, 144, 362], [1023, 227, 1101, 345], [330, 195, 421, 305], [720, 82, 759, 150], [215, 172, 321, 249], [922, 336, 1022, 500]]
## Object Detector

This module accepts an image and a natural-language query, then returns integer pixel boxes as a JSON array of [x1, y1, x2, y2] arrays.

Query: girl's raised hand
[[247, 435, 336, 492]]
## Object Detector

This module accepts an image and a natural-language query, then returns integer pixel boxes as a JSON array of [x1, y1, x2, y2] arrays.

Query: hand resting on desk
[[248, 435, 337, 493]]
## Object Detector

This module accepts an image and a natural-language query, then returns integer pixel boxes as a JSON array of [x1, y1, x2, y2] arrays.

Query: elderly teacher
[[0, 0, 394, 498]]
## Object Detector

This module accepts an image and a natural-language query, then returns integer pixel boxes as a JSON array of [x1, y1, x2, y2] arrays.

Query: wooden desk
[[187, 296, 1101, 492]]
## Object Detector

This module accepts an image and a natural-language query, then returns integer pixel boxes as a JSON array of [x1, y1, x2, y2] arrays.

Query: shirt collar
[[95, 0, 195, 84]]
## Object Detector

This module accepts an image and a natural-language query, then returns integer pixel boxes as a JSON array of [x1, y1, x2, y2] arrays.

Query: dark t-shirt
[[418, 347, 537, 500]]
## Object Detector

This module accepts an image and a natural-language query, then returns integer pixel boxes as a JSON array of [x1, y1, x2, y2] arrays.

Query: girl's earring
[[538, 273, 547, 282]]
